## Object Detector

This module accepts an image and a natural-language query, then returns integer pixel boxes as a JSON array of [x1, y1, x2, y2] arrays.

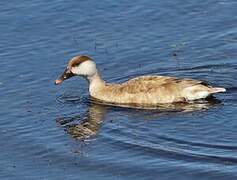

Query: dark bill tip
[[55, 68, 75, 86], [55, 79, 63, 85]]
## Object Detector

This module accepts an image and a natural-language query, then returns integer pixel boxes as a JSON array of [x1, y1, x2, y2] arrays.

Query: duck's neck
[[87, 71, 106, 96]]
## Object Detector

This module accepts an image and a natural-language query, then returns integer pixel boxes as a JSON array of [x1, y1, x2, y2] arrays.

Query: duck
[[55, 55, 226, 105]]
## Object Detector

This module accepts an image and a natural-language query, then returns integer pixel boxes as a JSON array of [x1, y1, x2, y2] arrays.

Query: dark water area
[[1, 0, 237, 179]]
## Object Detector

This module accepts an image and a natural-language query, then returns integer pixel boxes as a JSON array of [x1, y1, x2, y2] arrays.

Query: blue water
[[1, 1, 237, 179]]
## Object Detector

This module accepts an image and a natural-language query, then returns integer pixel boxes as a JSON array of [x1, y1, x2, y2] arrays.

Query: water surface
[[0, 1, 237, 179]]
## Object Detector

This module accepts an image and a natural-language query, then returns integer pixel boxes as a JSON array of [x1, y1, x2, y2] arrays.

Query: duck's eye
[[63, 75, 67, 79]]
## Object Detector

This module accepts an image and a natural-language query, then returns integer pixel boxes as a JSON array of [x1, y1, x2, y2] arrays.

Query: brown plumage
[[55, 55, 226, 105], [90, 75, 225, 104], [68, 55, 91, 68]]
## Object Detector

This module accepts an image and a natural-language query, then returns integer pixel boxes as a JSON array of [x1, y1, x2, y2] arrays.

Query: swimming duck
[[55, 55, 226, 104]]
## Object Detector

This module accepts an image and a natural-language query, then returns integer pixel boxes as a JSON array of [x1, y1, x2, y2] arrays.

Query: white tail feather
[[210, 87, 226, 94]]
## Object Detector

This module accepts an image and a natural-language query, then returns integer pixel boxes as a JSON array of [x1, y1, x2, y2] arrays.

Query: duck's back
[[92, 75, 224, 104]]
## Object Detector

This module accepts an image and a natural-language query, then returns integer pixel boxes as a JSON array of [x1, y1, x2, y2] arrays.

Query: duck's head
[[55, 55, 97, 85]]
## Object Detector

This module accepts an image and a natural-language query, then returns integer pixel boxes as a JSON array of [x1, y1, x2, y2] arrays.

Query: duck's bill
[[55, 78, 63, 85], [55, 69, 74, 85]]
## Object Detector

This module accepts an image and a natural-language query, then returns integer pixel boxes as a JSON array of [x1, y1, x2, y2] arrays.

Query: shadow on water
[[56, 96, 222, 140]]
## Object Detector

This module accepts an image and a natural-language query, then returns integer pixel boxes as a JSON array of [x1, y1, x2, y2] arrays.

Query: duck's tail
[[209, 87, 226, 94]]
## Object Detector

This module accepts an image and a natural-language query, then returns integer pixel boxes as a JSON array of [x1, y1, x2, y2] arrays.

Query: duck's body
[[55, 55, 226, 105], [89, 73, 225, 104]]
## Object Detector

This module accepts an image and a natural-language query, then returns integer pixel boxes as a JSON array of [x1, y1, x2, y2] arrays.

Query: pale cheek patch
[[70, 61, 97, 77], [71, 67, 77, 74]]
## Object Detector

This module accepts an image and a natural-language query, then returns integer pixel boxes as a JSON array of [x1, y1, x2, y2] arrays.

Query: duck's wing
[[129, 75, 179, 85], [106, 76, 173, 94], [105, 75, 225, 103], [117, 75, 208, 94]]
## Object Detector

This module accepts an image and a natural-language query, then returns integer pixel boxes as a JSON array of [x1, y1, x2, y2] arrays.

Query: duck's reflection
[[57, 103, 107, 140], [56, 97, 221, 140]]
